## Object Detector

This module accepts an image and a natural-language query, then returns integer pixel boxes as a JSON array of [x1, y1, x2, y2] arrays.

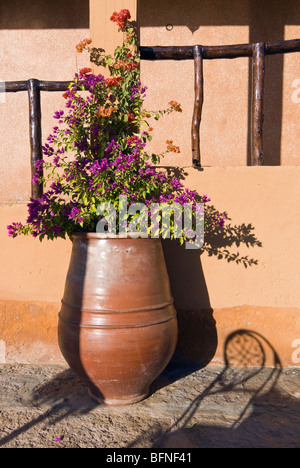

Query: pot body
[[58, 233, 178, 405]]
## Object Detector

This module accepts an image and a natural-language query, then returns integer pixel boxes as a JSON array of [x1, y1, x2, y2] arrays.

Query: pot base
[[88, 388, 149, 406]]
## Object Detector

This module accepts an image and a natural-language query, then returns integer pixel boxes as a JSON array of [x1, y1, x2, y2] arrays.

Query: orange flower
[[166, 140, 180, 153], [76, 38, 92, 53], [114, 60, 137, 71], [127, 113, 135, 123], [141, 111, 151, 118], [97, 106, 117, 117], [126, 136, 135, 145], [79, 67, 92, 76], [125, 62, 138, 70], [168, 101, 182, 112], [114, 60, 127, 70], [105, 77, 124, 88]]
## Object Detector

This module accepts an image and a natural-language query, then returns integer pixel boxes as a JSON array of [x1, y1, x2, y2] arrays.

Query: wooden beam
[[192, 45, 203, 167], [39, 81, 70, 91], [251, 43, 265, 166], [265, 38, 300, 55], [28, 79, 43, 199], [140, 39, 300, 61]]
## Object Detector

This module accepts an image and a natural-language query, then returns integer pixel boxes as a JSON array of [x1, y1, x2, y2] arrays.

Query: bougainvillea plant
[[8, 9, 226, 243]]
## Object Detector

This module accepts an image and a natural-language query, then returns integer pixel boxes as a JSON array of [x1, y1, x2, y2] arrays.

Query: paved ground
[[0, 363, 299, 448]]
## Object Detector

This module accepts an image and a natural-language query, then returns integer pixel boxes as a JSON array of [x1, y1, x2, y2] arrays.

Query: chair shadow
[[131, 329, 300, 448]]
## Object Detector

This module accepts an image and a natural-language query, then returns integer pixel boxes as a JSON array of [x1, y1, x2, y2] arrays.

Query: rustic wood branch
[[39, 81, 70, 91], [140, 39, 300, 61], [251, 43, 265, 166], [140, 46, 193, 60], [5, 80, 70, 92], [192, 45, 203, 167], [264, 38, 300, 55], [4, 81, 28, 92], [4, 80, 70, 198], [140, 38, 299, 167]]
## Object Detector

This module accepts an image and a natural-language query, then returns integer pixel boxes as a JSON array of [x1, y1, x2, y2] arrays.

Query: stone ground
[[0, 363, 299, 449]]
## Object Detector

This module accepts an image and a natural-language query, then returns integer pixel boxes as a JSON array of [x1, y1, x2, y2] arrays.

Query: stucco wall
[[1, 166, 300, 367], [0, 0, 299, 368]]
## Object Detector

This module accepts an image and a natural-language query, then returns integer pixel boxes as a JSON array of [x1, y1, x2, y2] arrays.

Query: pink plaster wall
[[0, 0, 299, 367]]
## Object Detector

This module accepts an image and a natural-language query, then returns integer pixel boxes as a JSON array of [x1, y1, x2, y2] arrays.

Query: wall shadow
[[161, 238, 216, 371], [0, 0, 89, 29], [154, 166, 262, 382], [151, 226, 261, 389], [247, 0, 285, 166]]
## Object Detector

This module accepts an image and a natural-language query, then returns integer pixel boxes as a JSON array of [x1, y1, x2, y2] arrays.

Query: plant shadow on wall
[[160, 166, 263, 373], [130, 330, 300, 448]]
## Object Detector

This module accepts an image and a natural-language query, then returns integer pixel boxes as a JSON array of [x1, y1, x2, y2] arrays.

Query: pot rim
[[71, 232, 159, 240]]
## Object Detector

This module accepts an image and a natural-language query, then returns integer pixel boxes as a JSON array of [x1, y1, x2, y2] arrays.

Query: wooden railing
[[5, 80, 70, 199], [3, 38, 300, 199], [140, 38, 300, 168]]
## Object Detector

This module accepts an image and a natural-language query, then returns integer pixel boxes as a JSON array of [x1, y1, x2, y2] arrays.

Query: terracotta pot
[[58, 233, 178, 405]]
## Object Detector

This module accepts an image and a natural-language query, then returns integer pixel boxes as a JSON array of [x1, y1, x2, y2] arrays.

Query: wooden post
[[251, 43, 265, 166], [28, 79, 43, 199], [192, 45, 203, 167]]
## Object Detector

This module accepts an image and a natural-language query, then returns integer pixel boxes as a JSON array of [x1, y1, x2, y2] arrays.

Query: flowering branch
[[7, 9, 226, 242]]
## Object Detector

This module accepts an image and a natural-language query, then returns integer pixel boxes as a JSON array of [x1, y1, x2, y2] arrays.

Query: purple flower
[[170, 178, 182, 190], [53, 110, 64, 119], [202, 194, 211, 203], [219, 216, 226, 228], [74, 138, 88, 152], [53, 155, 61, 167], [50, 181, 62, 194], [7, 222, 22, 238], [68, 207, 81, 220], [47, 134, 55, 143], [35, 159, 44, 172], [42, 144, 54, 157], [92, 123, 101, 137]]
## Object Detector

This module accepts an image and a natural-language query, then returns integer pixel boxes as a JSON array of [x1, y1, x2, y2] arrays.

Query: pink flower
[[110, 9, 131, 30]]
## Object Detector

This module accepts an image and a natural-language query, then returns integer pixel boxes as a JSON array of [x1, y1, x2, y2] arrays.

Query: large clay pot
[[58, 233, 178, 405]]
